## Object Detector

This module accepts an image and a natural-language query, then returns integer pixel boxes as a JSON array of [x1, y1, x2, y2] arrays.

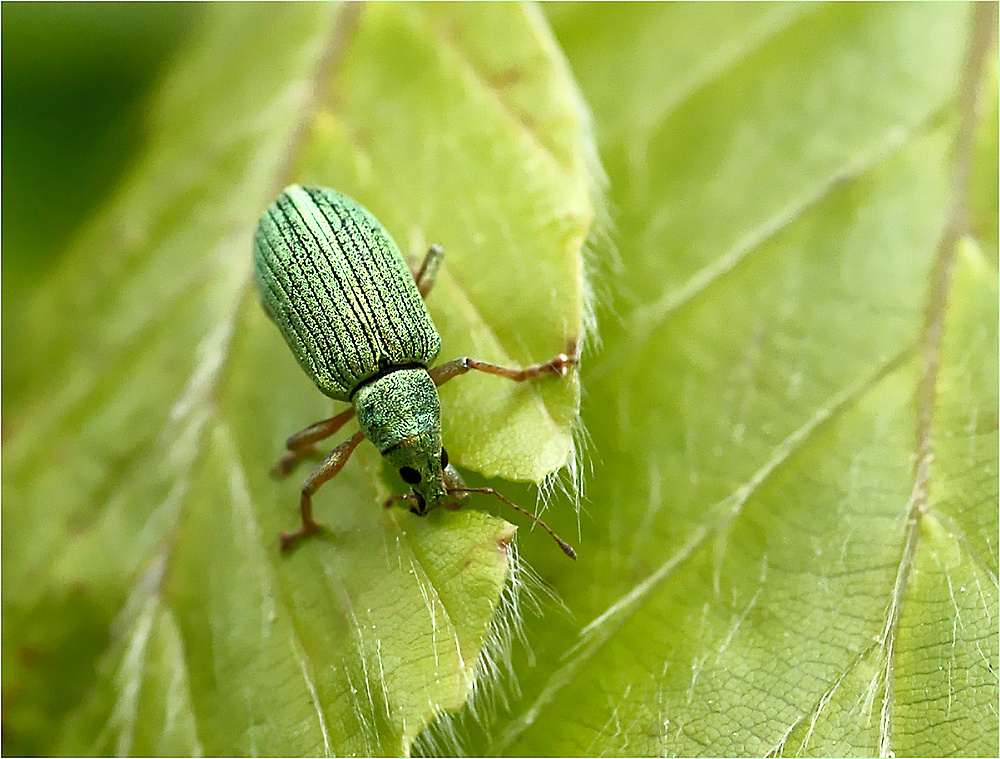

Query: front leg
[[428, 340, 580, 387], [384, 492, 425, 515], [280, 430, 365, 553], [411, 244, 444, 297], [271, 406, 356, 477]]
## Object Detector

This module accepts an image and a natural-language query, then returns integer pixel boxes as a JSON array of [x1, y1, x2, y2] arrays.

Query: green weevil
[[254, 185, 577, 558]]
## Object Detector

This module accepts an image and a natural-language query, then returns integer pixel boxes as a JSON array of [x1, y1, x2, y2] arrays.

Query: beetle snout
[[412, 473, 450, 512], [409, 493, 427, 515]]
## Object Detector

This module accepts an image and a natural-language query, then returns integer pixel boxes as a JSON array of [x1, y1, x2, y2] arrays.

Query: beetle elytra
[[254, 185, 577, 558]]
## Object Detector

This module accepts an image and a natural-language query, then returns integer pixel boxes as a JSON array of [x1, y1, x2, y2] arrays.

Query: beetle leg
[[280, 430, 365, 553], [413, 244, 445, 297], [450, 486, 577, 560], [383, 492, 426, 514], [428, 339, 580, 387], [441, 464, 470, 509], [272, 406, 357, 477]]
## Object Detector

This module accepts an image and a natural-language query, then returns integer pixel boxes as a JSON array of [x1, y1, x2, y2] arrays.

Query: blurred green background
[[2, 3, 197, 358]]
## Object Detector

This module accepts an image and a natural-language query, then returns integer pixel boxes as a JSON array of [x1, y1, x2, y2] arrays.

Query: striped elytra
[[256, 185, 579, 559], [253, 185, 441, 401]]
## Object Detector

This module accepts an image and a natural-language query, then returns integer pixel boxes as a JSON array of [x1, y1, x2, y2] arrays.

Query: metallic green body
[[353, 369, 452, 507], [254, 185, 441, 401], [254, 185, 576, 558], [254, 185, 455, 509]]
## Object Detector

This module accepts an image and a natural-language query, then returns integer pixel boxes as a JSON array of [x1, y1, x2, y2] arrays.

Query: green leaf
[[2, 4, 594, 756], [433, 3, 994, 757], [6, 4, 997, 757]]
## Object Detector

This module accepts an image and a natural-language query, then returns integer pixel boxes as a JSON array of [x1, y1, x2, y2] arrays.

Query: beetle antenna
[[451, 487, 576, 560]]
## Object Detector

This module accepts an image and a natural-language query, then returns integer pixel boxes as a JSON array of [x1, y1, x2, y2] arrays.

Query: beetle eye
[[440, 448, 449, 469], [399, 466, 421, 485]]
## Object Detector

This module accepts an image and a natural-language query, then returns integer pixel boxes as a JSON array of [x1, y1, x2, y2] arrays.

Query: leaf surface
[[2, 4, 594, 755], [442, 3, 997, 756]]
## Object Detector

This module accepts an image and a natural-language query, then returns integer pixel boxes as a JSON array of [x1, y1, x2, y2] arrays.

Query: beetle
[[254, 185, 577, 558]]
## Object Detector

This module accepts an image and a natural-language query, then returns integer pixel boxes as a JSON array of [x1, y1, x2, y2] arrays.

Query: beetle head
[[353, 367, 468, 512], [383, 435, 467, 513]]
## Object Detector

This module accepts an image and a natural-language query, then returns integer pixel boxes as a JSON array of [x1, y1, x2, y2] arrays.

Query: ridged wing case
[[254, 185, 441, 400]]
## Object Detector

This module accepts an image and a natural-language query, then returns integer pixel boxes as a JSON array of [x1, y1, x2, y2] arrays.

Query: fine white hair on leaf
[[410, 543, 569, 756], [578, 187, 619, 359], [538, 408, 593, 536]]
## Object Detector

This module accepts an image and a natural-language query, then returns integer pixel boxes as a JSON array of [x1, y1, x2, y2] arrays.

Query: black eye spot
[[440, 448, 449, 469], [399, 466, 421, 485]]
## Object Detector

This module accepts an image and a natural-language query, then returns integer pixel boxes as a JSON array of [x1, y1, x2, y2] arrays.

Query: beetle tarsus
[[539, 352, 576, 377], [539, 339, 582, 377], [429, 343, 581, 387], [280, 521, 321, 553], [384, 492, 416, 511], [271, 446, 318, 478], [413, 244, 444, 297]]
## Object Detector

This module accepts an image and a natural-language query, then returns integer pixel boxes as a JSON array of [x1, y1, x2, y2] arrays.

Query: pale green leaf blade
[[455, 4, 997, 757], [2, 4, 595, 756], [291, 2, 597, 480]]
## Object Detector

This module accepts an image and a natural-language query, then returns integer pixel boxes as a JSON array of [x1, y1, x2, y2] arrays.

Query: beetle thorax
[[352, 367, 451, 508], [352, 367, 441, 452]]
